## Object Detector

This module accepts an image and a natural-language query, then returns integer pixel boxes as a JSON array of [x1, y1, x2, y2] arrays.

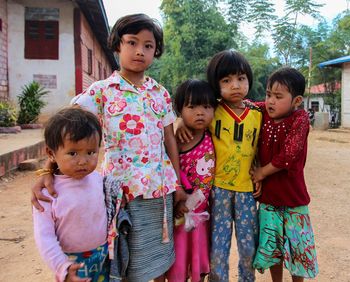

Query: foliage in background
[[17, 81, 49, 124], [152, 0, 234, 94], [147, 0, 349, 104], [222, 0, 277, 37], [0, 100, 17, 127], [272, 0, 324, 66], [324, 90, 341, 120], [242, 42, 281, 101]]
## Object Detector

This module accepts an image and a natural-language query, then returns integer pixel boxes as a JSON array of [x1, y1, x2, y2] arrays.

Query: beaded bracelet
[[35, 168, 54, 177]]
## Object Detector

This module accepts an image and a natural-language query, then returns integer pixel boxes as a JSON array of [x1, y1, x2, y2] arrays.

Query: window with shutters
[[24, 7, 59, 60]]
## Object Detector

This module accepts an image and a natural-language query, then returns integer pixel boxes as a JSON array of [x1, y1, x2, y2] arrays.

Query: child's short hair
[[44, 107, 102, 152], [267, 67, 306, 98], [207, 50, 253, 99], [108, 13, 164, 58], [174, 79, 218, 115]]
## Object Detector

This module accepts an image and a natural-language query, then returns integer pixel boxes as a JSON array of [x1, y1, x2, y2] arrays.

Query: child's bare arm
[[164, 124, 180, 179], [175, 118, 193, 143], [252, 163, 281, 183], [164, 124, 188, 203]]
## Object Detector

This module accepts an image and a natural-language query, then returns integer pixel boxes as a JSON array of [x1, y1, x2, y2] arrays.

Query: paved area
[[0, 129, 44, 156], [0, 129, 45, 176]]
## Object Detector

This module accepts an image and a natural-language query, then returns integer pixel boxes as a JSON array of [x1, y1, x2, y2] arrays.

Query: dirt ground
[[0, 129, 350, 282]]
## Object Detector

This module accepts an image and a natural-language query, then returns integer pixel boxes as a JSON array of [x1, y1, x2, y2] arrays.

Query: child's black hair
[[44, 107, 102, 152], [267, 67, 306, 98], [207, 50, 253, 99], [174, 79, 217, 115], [108, 13, 164, 58]]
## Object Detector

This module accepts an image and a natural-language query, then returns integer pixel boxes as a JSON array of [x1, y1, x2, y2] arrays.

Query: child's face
[[46, 133, 100, 179], [219, 73, 249, 107], [181, 103, 214, 132], [265, 82, 301, 122], [117, 29, 156, 75]]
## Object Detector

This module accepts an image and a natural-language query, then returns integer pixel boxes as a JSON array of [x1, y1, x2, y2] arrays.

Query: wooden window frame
[[25, 20, 59, 60]]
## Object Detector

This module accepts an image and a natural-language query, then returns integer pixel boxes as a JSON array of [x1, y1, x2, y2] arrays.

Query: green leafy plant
[[0, 100, 17, 127], [17, 81, 49, 124]]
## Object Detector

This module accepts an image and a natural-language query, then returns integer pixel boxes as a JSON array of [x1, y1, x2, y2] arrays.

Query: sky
[[102, 0, 349, 29]]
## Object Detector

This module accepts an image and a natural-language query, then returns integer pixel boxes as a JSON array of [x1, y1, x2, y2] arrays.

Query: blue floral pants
[[209, 186, 258, 282]]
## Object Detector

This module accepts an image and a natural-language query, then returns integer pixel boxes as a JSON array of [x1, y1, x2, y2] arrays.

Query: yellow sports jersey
[[209, 102, 262, 192]]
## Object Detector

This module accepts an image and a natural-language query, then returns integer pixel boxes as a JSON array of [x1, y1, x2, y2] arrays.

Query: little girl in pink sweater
[[33, 107, 120, 282]]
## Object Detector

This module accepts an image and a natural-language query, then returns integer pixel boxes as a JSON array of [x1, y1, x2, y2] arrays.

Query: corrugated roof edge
[[318, 55, 350, 68]]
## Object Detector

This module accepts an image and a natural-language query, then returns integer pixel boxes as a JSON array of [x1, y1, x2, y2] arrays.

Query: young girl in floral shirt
[[32, 14, 185, 282]]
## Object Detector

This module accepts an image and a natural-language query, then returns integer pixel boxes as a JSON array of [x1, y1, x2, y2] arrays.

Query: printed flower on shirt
[[157, 121, 163, 129], [150, 133, 161, 146], [128, 137, 143, 150], [164, 164, 174, 179], [152, 184, 169, 198], [133, 151, 149, 167], [119, 114, 144, 135], [150, 98, 164, 115], [116, 155, 132, 170], [163, 91, 172, 105], [141, 175, 150, 185], [123, 185, 134, 202], [107, 97, 127, 115]]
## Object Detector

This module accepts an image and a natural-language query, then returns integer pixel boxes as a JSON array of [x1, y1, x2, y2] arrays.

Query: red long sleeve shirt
[[258, 108, 311, 207]]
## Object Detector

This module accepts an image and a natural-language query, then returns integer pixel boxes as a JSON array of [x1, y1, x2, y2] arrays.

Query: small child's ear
[[293, 95, 303, 108], [46, 146, 56, 163]]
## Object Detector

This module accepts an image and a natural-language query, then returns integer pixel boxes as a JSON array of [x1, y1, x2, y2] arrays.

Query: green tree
[[243, 42, 280, 101], [272, 0, 324, 66], [156, 0, 234, 94], [222, 0, 276, 37]]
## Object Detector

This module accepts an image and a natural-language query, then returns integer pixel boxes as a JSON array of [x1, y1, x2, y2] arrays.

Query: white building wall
[[7, 0, 76, 118], [303, 96, 329, 112], [342, 62, 350, 128]]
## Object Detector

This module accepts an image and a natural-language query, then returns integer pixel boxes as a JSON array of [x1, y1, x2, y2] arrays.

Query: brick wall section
[[0, 0, 9, 99], [79, 12, 113, 93]]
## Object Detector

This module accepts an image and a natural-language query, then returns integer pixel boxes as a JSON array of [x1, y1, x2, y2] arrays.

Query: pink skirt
[[166, 219, 210, 282]]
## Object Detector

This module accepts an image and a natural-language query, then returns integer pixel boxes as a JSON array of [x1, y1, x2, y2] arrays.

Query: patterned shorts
[[66, 242, 109, 282], [253, 203, 318, 278]]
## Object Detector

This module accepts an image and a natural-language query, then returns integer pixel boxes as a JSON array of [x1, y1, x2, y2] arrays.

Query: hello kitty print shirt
[[179, 131, 215, 211], [72, 71, 178, 202]]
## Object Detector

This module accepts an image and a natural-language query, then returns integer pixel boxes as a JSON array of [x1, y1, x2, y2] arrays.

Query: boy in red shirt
[[252, 67, 318, 281]]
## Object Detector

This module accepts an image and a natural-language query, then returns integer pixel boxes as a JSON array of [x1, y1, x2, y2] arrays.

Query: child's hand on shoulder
[[65, 263, 91, 282], [175, 118, 193, 143]]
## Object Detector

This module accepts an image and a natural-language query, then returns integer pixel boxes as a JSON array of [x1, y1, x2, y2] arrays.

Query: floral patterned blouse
[[73, 71, 178, 202]]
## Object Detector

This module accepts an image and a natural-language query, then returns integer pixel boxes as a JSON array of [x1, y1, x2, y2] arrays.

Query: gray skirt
[[125, 193, 175, 282]]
